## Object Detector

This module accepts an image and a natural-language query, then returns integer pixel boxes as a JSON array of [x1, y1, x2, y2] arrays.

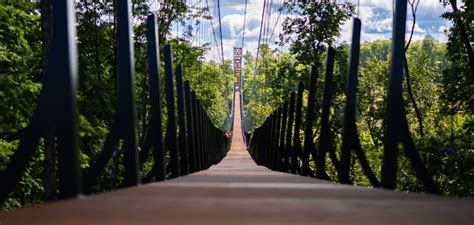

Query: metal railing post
[[144, 13, 165, 181], [176, 66, 189, 175], [317, 47, 338, 180], [292, 82, 304, 174], [164, 45, 180, 178], [302, 66, 318, 177]]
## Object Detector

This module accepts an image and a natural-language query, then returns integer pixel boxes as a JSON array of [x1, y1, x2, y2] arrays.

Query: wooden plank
[[1, 90, 472, 225]]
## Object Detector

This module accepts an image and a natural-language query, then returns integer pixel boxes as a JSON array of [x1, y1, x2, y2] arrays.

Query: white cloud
[[221, 13, 263, 40], [407, 20, 426, 33], [358, 0, 393, 9], [438, 25, 448, 33], [337, 0, 451, 44], [208, 0, 454, 61], [227, 0, 267, 12]]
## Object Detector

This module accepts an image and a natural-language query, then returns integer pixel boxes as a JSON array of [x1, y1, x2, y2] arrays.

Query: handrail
[[0, 2, 230, 206], [0, 0, 81, 203], [84, 0, 139, 193], [248, 10, 440, 194]]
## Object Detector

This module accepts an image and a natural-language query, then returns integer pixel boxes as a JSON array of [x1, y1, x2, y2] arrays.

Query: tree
[[1, 0, 231, 208], [440, 0, 473, 113], [242, 46, 306, 128], [0, 0, 43, 208], [280, 1, 354, 65], [404, 0, 425, 137], [440, 0, 474, 80]]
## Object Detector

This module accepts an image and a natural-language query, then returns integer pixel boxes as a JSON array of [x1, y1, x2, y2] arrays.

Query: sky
[[168, 0, 455, 63]]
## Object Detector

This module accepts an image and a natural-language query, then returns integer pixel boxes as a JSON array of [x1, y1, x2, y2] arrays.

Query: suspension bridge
[[0, 0, 473, 224], [0, 86, 471, 224]]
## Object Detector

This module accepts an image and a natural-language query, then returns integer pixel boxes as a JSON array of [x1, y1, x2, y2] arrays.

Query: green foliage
[[352, 36, 473, 196], [0, 75, 41, 138], [280, 1, 354, 64], [0, 0, 231, 209], [0, 2, 40, 75], [186, 61, 228, 127], [245, 34, 473, 197], [75, 1, 117, 127], [242, 45, 308, 129], [0, 1, 44, 209], [440, 0, 473, 113], [1, 0, 473, 211]]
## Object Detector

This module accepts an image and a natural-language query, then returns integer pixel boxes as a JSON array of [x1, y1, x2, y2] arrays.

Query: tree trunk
[[449, 0, 474, 80], [404, 0, 424, 137], [404, 56, 424, 136]]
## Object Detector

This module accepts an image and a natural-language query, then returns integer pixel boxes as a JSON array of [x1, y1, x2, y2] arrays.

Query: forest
[[0, 0, 473, 209], [242, 0, 473, 197], [0, 0, 233, 208]]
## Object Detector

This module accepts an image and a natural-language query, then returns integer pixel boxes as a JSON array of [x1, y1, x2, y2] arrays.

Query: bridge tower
[[233, 47, 242, 86]]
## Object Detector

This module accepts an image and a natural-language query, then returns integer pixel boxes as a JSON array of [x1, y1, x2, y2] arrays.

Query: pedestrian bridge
[[0, 1, 473, 224], [1, 90, 472, 225]]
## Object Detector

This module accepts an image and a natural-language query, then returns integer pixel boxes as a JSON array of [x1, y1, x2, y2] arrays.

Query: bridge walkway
[[0, 89, 472, 224]]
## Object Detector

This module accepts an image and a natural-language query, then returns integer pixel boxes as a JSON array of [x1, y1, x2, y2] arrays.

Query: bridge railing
[[248, 0, 441, 194], [238, 75, 253, 146], [0, 0, 230, 206]]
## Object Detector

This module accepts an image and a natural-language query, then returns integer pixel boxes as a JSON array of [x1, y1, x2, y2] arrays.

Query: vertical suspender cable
[[241, 0, 248, 48], [206, 0, 221, 62], [255, 0, 267, 73], [217, 0, 225, 66], [269, 0, 283, 49], [216, 0, 227, 101]]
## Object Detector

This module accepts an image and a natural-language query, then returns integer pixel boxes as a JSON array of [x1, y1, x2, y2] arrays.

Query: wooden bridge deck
[[1, 90, 473, 225]]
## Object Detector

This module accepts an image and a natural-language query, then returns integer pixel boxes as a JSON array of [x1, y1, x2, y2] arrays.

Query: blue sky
[[168, 0, 454, 62]]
